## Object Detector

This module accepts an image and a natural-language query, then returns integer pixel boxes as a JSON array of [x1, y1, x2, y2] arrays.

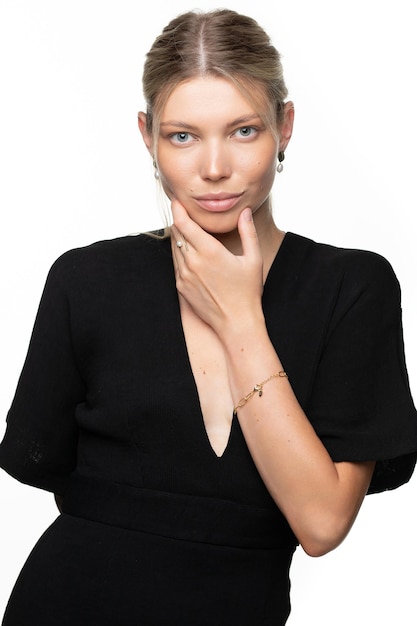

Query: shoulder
[[286, 231, 395, 274], [285, 232, 400, 298], [52, 230, 169, 268], [45, 231, 171, 288]]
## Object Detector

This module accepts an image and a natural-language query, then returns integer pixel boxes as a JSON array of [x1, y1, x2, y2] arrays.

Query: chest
[[71, 241, 337, 459], [179, 296, 234, 456]]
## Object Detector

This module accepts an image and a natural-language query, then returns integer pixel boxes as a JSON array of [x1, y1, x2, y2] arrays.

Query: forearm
[[223, 318, 374, 556], [170, 202, 374, 554]]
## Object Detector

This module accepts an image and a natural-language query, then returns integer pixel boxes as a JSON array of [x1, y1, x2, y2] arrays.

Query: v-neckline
[[174, 306, 235, 460], [169, 232, 293, 460]]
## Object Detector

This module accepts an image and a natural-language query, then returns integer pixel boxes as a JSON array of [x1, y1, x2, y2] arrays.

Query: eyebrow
[[159, 114, 262, 131]]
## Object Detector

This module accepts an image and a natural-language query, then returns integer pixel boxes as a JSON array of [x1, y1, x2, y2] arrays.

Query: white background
[[0, 1, 416, 623]]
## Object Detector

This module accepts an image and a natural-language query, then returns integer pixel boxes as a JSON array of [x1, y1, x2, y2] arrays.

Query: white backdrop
[[0, 1, 416, 623]]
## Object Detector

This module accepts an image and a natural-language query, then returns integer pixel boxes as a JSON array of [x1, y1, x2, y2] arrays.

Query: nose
[[200, 140, 232, 181]]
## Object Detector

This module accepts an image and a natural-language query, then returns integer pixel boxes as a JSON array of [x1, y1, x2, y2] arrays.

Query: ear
[[138, 111, 153, 155], [278, 101, 295, 152]]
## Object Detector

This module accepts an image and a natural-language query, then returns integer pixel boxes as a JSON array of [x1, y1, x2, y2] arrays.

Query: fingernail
[[243, 208, 253, 221]]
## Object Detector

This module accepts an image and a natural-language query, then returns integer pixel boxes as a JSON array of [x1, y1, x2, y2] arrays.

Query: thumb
[[238, 208, 260, 259]]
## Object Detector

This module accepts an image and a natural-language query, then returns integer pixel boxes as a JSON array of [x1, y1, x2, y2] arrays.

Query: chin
[[185, 206, 242, 231], [197, 215, 240, 236]]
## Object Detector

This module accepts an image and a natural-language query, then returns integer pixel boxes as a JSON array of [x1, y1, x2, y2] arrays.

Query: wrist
[[219, 308, 267, 346], [220, 314, 273, 364], [233, 370, 289, 416]]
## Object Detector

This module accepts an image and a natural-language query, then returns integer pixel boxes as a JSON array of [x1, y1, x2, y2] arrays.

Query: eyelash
[[168, 126, 259, 145], [234, 126, 258, 138], [170, 132, 192, 144]]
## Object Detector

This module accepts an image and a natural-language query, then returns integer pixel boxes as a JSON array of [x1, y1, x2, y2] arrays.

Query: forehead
[[160, 76, 265, 125]]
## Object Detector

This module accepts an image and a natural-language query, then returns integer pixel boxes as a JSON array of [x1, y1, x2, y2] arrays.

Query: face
[[140, 76, 293, 235]]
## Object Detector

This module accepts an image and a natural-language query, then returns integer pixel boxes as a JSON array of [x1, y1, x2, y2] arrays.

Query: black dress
[[1, 232, 417, 625]]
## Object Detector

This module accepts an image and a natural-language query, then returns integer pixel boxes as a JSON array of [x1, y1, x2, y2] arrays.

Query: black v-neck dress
[[1, 232, 417, 625]]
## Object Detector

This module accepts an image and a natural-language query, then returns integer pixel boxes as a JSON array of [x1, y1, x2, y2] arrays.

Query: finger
[[171, 224, 190, 252], [171, 198, 191, 228], [170, 234, 180, 275], [171, 199, 216, 253], [170, 225, 187, 267], [237, 208, 261, 260], [171, 225, 187, 252]]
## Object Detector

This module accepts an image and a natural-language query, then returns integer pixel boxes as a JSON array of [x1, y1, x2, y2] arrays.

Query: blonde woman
[[1, 9, 416, 625]]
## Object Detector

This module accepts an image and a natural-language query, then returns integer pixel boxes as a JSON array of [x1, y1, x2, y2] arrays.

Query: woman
[[1, 8, 416, 625]]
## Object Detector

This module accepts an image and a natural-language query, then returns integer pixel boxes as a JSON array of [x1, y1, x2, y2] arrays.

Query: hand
[[170, 200, 265, 338]]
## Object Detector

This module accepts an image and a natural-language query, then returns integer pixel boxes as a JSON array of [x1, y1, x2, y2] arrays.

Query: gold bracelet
[[233, 371, 288, 416]]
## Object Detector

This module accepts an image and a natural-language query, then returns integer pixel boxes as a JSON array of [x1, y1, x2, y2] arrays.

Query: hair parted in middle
[[142, 9, 289, 151]]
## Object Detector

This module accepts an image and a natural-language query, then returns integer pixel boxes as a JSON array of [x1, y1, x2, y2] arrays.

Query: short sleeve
[[0, 254, 86, 495], [307, 252, 417, 494]]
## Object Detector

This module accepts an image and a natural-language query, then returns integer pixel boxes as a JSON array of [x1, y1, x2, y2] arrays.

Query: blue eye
[[172, 132, 191, 143], [236, 126, 257, 138]]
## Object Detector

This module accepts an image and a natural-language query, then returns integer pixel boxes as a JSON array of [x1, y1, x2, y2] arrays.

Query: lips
[[193, 193, 243, 212]]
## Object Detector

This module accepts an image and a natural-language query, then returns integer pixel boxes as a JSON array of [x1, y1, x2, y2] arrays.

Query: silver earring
[[153, 160, 160, 180], [277, 151, 285, 173]]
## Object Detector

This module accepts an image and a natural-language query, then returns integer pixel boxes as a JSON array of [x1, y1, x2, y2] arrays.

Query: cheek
[[159, 169, 181, 197], [159, 168, 196, 203], [252, 157, 277, 195], [243, 144, 277, 179], [251, 158, 277, 185], [160, 160, 192, 189]]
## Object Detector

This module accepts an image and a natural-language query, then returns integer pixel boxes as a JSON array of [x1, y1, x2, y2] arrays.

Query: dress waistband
[[62, 475, 297, 550]]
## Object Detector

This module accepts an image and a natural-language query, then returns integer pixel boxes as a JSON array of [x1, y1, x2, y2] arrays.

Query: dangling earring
[[277, 151, 285, 173], [153, 160, 160, 180]]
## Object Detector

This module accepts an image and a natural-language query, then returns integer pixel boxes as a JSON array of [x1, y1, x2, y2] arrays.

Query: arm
[[219, 314, 374, 557], [171, 201, 375, 557], [0, 251, 84, 495]]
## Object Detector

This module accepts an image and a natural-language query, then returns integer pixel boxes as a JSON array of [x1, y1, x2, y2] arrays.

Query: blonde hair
[[142, 9, 289, 151]]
